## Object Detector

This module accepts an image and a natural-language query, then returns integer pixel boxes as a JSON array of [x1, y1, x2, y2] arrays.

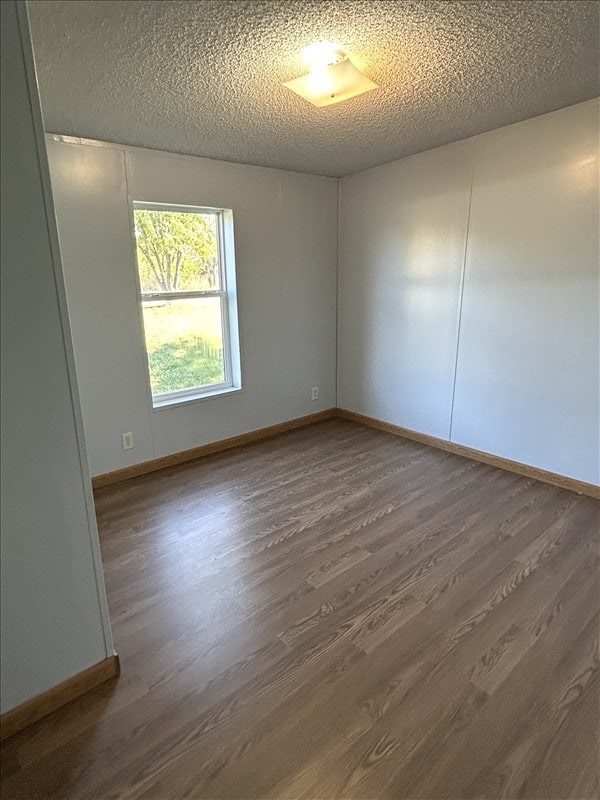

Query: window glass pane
[[142, 297, 225, 395], [134, 208, 220, 292]]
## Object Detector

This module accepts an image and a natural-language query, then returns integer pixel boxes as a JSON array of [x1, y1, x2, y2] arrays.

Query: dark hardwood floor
[[2, 419, 599, 799]]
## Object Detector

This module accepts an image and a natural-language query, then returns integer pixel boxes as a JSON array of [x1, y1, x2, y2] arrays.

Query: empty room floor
[[1, 418, 598, 799]]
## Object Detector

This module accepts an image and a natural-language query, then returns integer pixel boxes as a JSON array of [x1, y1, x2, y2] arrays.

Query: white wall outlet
[[311, 386, 319, 401], [121, 432, 134, 450]]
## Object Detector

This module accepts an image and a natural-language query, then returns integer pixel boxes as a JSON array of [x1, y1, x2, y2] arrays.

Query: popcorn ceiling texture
[[28, 0, 599, 177]]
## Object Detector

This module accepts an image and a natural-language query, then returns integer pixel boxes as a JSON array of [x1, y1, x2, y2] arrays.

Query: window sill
[[152, 386, 242, 412]]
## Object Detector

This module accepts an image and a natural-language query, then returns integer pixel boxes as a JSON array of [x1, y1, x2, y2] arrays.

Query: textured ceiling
[[28, 0, 599, 177]]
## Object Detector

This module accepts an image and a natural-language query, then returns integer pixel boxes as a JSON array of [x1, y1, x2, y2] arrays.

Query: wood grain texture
[[0, 656, 119, 742], [91, 409, 337, 488], [1, 419, 598, 799], [92, 408, 599, 499], [338, 408, 600, 499]]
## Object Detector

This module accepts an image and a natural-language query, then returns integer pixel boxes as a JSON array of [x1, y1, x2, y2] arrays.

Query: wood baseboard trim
[[92, 409, 338, 489], [0, 654, 120, 741], [91, 406, 598, 498], [337, 408, 600, 500]]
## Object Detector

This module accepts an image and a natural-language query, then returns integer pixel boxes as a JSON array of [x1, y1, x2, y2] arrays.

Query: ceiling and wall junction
[[28, 0, 599, 176]]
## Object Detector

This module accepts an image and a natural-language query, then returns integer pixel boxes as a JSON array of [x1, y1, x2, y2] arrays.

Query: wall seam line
[[123, 150, 158, 462], [335, 177, 341, 408], [277, 174, 286, 410], [448, 139, 477, 443]]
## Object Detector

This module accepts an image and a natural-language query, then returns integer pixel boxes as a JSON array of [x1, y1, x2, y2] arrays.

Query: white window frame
[[133, 201, 241, 408]]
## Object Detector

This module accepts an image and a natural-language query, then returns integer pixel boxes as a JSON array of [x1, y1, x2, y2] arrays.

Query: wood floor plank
[[1, 419, 598, 800]]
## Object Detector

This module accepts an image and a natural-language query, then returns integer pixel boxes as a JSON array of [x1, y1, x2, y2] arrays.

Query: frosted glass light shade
[[283, 58, 377, 107]]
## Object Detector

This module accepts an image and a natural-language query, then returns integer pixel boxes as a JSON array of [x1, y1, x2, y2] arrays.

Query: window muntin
[[133, 203, 239, 405]]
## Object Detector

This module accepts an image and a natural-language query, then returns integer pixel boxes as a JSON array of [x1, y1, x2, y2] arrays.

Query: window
[[133, 202, 240, 407]]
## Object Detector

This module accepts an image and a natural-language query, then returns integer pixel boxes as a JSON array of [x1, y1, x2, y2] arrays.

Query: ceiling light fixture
[[283, 42, 377, 107]]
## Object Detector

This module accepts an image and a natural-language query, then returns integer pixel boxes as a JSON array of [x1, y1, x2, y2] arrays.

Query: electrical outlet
[[311, 386, 319, 401], [121, 432, 134, 450]]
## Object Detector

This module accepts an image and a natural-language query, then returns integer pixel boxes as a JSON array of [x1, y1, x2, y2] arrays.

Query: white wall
[[46, 100, 599, 486], [47, 140, 338, 477], [338, 139, 474, 440], [338, 99, 599, 486], [451, 103, 599, 481], [0, 1, 113, 713]]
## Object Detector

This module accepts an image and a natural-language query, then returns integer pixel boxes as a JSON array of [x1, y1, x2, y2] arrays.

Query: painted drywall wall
[[46, 139, 338, 477], [338, 138, 474, 439], [44, 100, 599, 485], [451, 101, 599, 482], [0, 1, 113, 713], [338, 99, 599, 485]]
